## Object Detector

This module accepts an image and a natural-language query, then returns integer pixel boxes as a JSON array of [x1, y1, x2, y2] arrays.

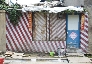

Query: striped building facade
[[6, 12, 88, 53]]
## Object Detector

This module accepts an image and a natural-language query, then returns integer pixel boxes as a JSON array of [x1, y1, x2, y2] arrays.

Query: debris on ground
[[4, 51, 14, 57]]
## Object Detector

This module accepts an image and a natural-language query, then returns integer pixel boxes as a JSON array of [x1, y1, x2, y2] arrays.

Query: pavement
[[3, 57, 92, 64], [1, 52, 92, 64], [4, 61, 92, 64]]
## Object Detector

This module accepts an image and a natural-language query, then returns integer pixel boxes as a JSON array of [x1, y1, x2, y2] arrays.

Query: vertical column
[[0, 10, 6, 52]]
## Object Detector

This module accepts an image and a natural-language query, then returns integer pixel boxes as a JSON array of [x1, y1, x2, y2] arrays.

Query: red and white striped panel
[[31, 41, 66, 52], [6, 12, 66, 52], [6, 12, 33, 52], [80, 12, 88, 53], [49, 13, 66, 41]]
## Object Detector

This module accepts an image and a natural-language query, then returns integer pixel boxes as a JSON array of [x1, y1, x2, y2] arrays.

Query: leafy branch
[[0, 0, 22, 25]]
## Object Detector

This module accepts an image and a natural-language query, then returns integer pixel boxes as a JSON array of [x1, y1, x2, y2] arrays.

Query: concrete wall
[[0, 10, 6, 52], [84, 0, 92, 54], [64, 0, 84, 6]]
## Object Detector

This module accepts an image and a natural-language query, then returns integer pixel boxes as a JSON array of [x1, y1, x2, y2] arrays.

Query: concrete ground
[[1, 52, 92, 64], [3, 57, 92, 64], [4, 61, 92, 64]]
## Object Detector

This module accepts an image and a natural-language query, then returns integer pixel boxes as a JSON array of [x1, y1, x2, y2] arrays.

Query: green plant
[[49, 52, 55, 56], [0, 0, 22, 25], [7, 4, 22, 25]]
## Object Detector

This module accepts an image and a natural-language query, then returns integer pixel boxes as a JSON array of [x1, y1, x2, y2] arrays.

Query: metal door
[[66, 15, 80, 48]]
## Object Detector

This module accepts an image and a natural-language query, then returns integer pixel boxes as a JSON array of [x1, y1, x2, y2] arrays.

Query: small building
[[5, 0, 88, 53]]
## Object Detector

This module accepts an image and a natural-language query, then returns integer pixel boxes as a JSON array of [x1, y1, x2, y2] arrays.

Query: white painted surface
[[68, 15, 79, 30]]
